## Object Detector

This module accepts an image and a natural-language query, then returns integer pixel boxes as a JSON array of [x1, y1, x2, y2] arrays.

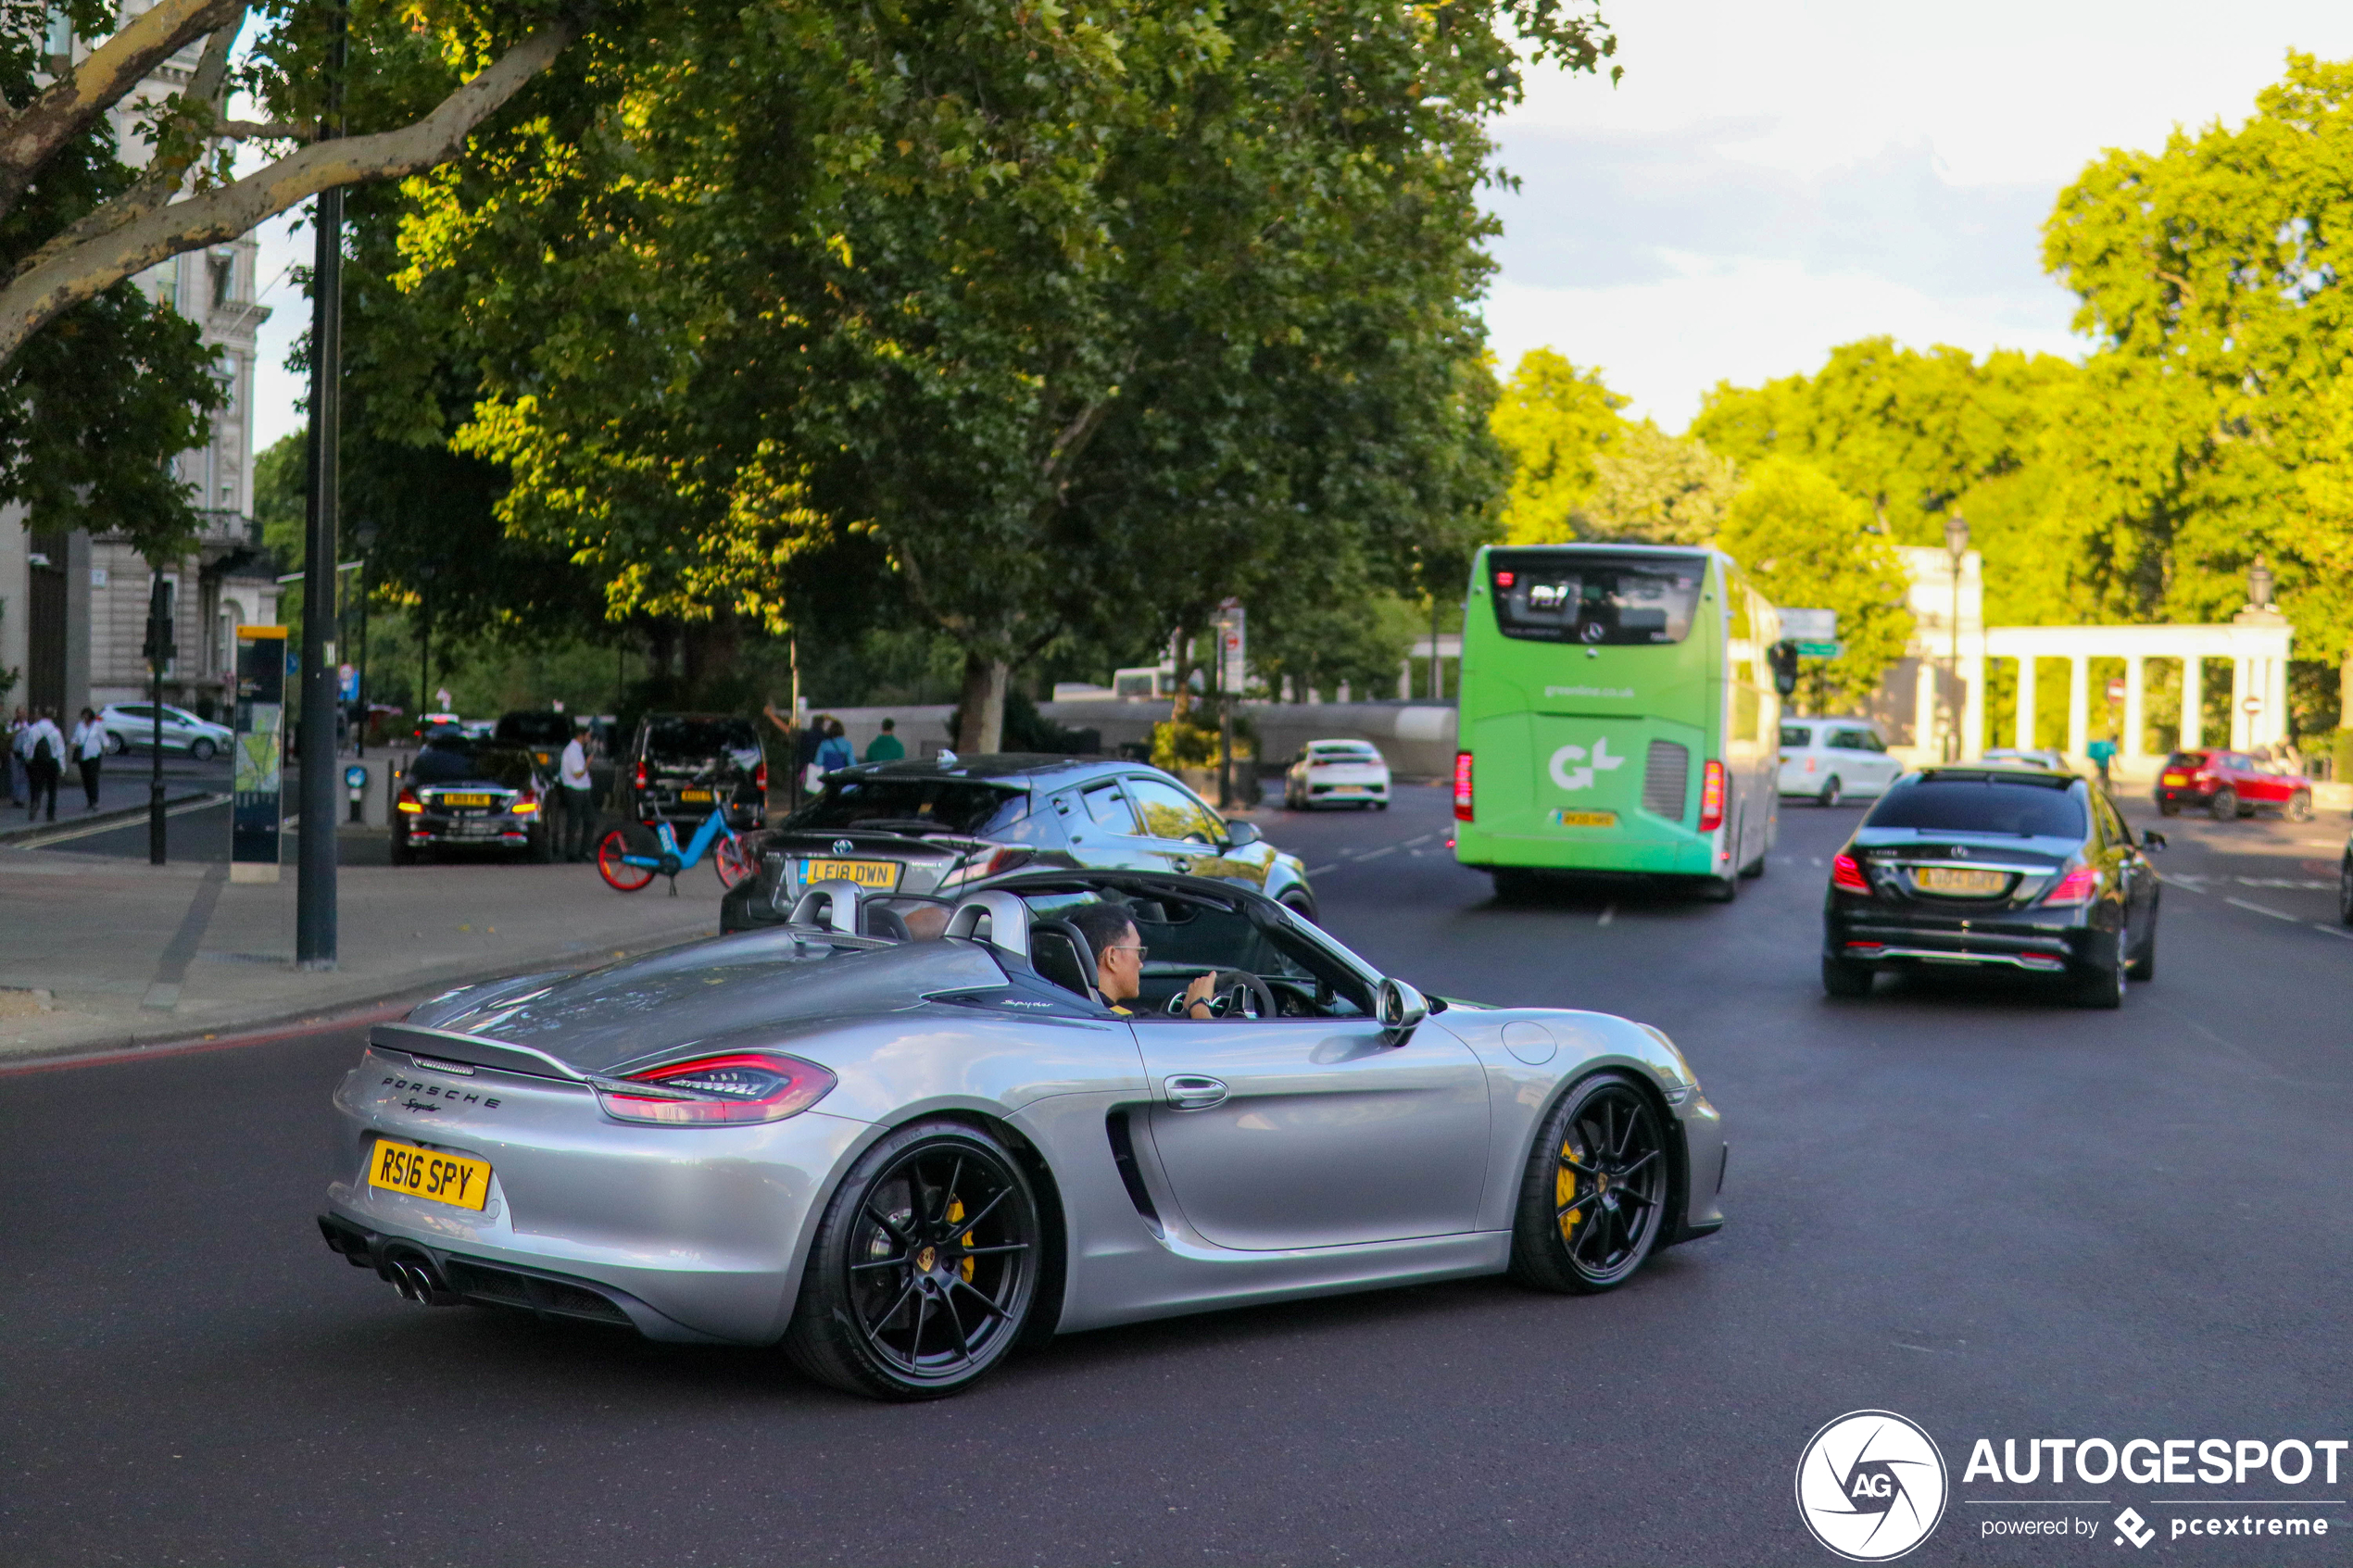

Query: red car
[[2153, 748, 2312, 822]]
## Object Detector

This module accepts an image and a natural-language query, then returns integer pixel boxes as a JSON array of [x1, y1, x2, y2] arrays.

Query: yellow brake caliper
[[948, 1196, 975, 1282], [1555, 1135, 1587, 1243]]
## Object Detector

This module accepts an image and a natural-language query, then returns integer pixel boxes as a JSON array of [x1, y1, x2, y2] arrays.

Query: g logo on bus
[[1549, 737, 1626, 792]]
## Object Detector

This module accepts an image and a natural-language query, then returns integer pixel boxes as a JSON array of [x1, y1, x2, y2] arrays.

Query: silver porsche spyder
[[320, 870, 1728, 1399]]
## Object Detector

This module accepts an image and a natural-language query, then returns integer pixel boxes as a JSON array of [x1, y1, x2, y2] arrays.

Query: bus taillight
[[1697, 759, 1726, 832], [1453, 752, 1474, 821]]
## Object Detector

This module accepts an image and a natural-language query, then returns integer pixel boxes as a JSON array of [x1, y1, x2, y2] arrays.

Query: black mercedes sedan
[[392, 738, 556, 864], [1820, 766, 2163, 1008]]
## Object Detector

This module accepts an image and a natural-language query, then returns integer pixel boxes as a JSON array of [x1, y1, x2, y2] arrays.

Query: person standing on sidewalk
[[21, 708, 64, 822], [69, 707, 105, 810], [4, 706, 24, 806], [559, 720, 597, 862], [863, 717, 905, 763], [815, 717, 855, 778]]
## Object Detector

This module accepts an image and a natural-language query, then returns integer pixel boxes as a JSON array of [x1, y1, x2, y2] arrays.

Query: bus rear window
[[1488, 551, 1706, 646]]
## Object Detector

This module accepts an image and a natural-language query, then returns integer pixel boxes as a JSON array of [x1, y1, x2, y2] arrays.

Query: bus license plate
[[368, 1138, 492, 1210], [795, 859, 901, 889], [1549, 809, 1616, 828]]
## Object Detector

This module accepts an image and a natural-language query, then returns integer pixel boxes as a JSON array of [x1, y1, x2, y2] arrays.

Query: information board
[[232, 625, 287, 883]]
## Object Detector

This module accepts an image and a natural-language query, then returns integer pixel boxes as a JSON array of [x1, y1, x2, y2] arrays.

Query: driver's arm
[[1180, 972, 1217, 1019]]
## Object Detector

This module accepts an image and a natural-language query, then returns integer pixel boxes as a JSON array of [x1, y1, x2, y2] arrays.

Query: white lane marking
[[2301, 839, 2340, 847], [2234, 876, 2333, 888], [1403, 834, 1432, 847], [6, 794, 226, 848], [1598, 904, 1616, 927], [1809, 857, 1824, 868], [2225, 897, 2296, 922], [2312, 923, 2353, 940], [1353, 845, 1398, 862], [1308, 864, 1338, 875]]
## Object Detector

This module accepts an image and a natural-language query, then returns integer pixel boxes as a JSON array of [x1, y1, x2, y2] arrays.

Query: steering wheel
[[1164, 969, 1278, 1020]]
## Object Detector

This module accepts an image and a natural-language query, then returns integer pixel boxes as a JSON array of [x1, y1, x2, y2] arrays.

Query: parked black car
[[1820, 766, 2163, 1008], [392, 738, 556, 864], [720, 753, 1316, 933], [623, 713, 766, 830], [495, 710, 574, 775]]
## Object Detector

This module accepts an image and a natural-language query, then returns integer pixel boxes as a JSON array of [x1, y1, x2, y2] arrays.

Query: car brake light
[[948, 845, 1029, 886], [1831, 852, 1869, 892], [1453, 752, 1474, 821], [754, 759, 768, 792], [2043, 865, 2098, 906], [512, 789, 540, 816], [1697, 759, 1726, 833], [633, 759, 649, 791], [396, 785, 422, 814], [596, 1052, 837, 1126]]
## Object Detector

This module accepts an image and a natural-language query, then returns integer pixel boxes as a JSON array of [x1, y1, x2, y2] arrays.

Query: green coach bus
[[1453, 544, 1783, 901]]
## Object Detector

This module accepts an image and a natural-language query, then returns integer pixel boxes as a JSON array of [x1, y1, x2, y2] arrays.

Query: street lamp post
[[1944, 512, 1969, 762], [296, 0, 347, 969]]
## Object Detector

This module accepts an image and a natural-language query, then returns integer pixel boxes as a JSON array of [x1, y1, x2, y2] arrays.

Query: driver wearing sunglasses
[[1068, 902, 1217, 1019]]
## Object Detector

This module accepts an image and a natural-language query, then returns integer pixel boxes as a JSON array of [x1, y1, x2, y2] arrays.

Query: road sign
[[1780, 608, 1837, 642], [1794, 640, 1843, 659]]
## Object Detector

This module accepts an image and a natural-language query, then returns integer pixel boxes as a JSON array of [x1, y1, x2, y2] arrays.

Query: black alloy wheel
[[1821, 953, 1874, 998], [786, 1121, 1041, 1400], [190, 738, 217, 761], [2288, 791, 2314, 823], [1510, 1073, 1670, 1293], [1698, 871, 1739, 902], [2126, 921, 2158, 982], [1817, 775, 1843, 809], [388, 826, 415, 867], [2209, 787, 2238, 822]]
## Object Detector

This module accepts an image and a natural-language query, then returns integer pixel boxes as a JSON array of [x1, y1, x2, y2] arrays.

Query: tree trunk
[[681, 614, 737, 703], [957, 651, 1008, 754]]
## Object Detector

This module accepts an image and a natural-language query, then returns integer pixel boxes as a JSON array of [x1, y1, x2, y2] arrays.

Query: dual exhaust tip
[[384, 1253, 460, 1308]]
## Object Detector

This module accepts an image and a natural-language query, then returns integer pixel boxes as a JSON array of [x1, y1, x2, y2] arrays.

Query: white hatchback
[[99, 702, 234, 760], [1283, 739, 1391, 810], [1777, 718, 1901, 807]]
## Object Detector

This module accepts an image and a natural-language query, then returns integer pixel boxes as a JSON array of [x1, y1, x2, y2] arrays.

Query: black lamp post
[[296, 0, 346, 969]]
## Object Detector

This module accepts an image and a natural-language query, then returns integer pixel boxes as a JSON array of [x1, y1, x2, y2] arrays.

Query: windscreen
[[411, 742, 537, 788], [1487, 550, 1707, 646], [1865, 778, 2086, 838], [2163, 752, 2208, 770], [647, 717, 760, 761], [785, 778, 1030, 836]]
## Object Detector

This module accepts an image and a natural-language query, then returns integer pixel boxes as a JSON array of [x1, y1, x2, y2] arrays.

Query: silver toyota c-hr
[[321, 870, 1728, 1399]]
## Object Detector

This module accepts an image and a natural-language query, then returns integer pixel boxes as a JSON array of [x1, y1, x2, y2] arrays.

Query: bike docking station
[[231, 625, 289, 884]]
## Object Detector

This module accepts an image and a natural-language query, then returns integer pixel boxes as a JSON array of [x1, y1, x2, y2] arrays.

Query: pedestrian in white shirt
[[69, 707, 106, 810], [19, 709, 65, 822], [559, 721, 597, 862]]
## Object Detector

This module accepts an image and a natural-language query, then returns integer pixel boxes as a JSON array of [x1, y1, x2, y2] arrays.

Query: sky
[[246, 0, 2353, 453]]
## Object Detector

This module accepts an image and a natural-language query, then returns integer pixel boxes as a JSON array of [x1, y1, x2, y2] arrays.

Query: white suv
[[1778, 718, 1901, 807]]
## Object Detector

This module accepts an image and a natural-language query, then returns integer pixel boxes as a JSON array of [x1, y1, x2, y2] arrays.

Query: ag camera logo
[[1796, 1411, 1949, 1562]]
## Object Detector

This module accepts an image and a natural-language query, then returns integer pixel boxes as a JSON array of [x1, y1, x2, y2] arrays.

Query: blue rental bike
[[597, 799, 756, 896]]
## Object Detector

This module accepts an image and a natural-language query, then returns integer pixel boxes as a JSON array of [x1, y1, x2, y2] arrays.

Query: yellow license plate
[[681, 788, 715, 803], [2160, 772, 2188, 784], [1916, 866, 2007, 895], [441, 792, 493, 807], [368, 1137, 492, 1210], [1549, 809, 1617, 828], [797, 858, 901, 889]]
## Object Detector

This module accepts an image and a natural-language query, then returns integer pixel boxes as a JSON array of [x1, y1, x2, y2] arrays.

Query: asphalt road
[[4, 784, 2349, 1566]]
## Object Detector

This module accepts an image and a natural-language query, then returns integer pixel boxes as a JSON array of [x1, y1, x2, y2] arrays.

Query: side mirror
[[2139, 830, 2167, 852], [1376, 977, 1428, 1046], [1223, 820, 1262, 849]]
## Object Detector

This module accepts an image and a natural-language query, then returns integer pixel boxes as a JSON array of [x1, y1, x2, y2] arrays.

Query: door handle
[[1164, 1074, 1227, 1110]]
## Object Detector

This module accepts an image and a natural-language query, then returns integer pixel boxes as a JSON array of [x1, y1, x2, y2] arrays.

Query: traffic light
[[1767, 640, 1801, 696], [141, 577, 176, 665]]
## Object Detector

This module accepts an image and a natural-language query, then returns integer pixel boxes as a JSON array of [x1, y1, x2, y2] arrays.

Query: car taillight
[[947, 845, 1029, 886], [1453, 752, 1474, 821], [2043, 864, 2098, 906], [1831, 852, 1869, 893], [754, 759, 768, 792], [1698, 759, 1727, 832], [396, 785, 422, 814], [596, 1052, 837, 1126], [1804, 757, 1817, 773], [633, 759, 649, 790], [512, 789, 540, 816]]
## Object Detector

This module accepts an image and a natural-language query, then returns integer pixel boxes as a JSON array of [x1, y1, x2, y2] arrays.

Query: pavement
[[0, 797, 725, 1059], [3, 783, 2349, 1565]]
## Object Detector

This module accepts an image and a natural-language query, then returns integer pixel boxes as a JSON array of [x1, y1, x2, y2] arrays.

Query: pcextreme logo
[[1796, 1411, 1950, 1562], [1548, 736, 1626, 792]]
